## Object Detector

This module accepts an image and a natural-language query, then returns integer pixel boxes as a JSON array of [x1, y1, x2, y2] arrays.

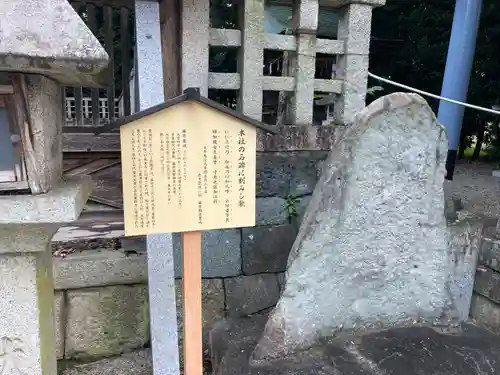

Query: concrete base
[[0, 177, 91, 375], [210, 314, 500, 375]]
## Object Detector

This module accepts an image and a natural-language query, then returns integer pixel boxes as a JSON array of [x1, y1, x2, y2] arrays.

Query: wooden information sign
[[97, 88, 275, 375]]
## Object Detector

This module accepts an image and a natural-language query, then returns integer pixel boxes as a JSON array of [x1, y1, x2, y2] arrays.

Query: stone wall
[[470, 218, 500, 333], [54, 150, 328, 371], [53, 154, 500, 374]]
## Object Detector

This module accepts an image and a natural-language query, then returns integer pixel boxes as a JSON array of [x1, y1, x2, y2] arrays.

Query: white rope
[[368, 71, 500, 116]]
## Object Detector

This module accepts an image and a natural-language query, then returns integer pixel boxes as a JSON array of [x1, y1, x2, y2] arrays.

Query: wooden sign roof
[[96, 88, 277, 135], [112, 88, 275, 235]]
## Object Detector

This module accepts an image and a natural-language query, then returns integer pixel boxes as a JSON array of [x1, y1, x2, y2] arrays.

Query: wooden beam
[[69, 0, 134, 9], [0, 85, 14, 95], [160, 0, 182, 99]]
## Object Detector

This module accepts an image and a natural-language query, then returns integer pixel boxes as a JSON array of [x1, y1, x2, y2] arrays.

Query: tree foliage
[[370, 0, 500, 159]]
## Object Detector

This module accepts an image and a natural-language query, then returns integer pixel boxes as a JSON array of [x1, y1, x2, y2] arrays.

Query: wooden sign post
[[98, 88, 275, 375], [182, 231, 203, 375]]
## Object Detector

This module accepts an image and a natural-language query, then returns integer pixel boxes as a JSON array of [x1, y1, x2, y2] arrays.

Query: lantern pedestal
[[0, 177, 91, 375]]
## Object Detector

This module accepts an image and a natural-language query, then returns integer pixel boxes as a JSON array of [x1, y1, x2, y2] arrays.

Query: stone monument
[[0, 1, 108, 374], [210, 93, 500, 375]]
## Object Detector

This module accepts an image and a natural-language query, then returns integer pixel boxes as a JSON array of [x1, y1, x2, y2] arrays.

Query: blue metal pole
[[437, 0, 482, 180]]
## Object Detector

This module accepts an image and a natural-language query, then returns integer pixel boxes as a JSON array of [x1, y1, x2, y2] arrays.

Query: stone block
[[0, 250, 58, 375], [54, 249, 147, 290], [175, 279, 226, 341], [289, 154, 324, 196], [470, 294, 500, 334], [0, 0, 109, 87], [447, 211, 483, 321], [322, 0, 386, 8], [224, 274, 280, 316], [256, 154, 290, 197], [55, 291, 65, 360], [479, 237, 500, 272], [175, 279, 226, 364], [256, 152, 327, 198], [242, 225, 296, 275], [255, 197, 288, 226], [474, 266, 500, 304], [0, 176, 91, 227], [173, 229, 241, 278], [65, 285, 149, 359], [60, 349, 152, 375]]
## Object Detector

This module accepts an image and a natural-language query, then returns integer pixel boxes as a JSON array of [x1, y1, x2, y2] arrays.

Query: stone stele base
[[0, 177, 91, 375], [210, 313, 500, 375]]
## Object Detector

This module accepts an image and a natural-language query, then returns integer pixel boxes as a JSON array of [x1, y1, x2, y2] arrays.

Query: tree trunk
[[458, 134, 466, 159], [472, 122, 485, 160]]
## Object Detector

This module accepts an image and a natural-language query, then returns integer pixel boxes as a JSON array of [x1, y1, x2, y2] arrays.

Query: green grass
[[462, 147, 489, 158]]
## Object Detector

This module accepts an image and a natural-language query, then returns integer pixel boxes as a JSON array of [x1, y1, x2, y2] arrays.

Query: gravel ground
[[447, 161, 500, 218]]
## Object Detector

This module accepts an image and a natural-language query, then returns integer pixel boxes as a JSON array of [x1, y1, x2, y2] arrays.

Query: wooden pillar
[[160, 0, 182, 99]]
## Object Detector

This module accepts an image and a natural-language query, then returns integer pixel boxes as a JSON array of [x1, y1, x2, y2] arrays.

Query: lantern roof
[[0, 0, 109, 87]]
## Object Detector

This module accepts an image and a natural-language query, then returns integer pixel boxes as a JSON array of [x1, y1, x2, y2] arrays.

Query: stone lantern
[[0, 1, 108, 374]]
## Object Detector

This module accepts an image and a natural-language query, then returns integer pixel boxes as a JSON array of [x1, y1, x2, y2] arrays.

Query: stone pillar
[[288, 0, 318, 125], [238, 0, 264, 121], [333, 2, 374, 125], [181, 0, 209, 95], [135, 1, 181, 374], [0, 178, 90, 375]]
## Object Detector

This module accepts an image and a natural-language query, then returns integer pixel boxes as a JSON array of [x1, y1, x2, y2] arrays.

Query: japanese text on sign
[[120, 102, 256, 235]]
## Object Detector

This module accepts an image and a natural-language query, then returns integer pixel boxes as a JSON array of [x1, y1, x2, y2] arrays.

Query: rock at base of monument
[[210, 314, 500, 375]]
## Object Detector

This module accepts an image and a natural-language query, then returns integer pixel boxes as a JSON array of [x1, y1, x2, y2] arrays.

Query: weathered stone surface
[[25, 75, 64, 193], [256, 197, 288, 225], [55, 291, 65, 360], [0, 176, 92, 227], [470, 294, 500, 334], [64, 127, 342, 154], [289, 156, 322, 197], [60, 349, 152, 375], [65, 285, 149, 359], [256, 152, 328, 197], [242, 225, 296, 275], [0, 249, 58, 375], [175, 279, 225, 367], [54, 249, 147, 290], [175, 279, 226, 348], [276, 273, 286, 291], [474, 266, 500, 304], [447, 211, 483, 321], [0, 0, 109, 87], [254, 93, 454, 360], [210, 314, 500, 375], [225, 275, 280, 317], [324, 0, 386, 8], [256, 154, 290, 197], [479, 237, 500, 272], [173, 229, 241, 278]]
